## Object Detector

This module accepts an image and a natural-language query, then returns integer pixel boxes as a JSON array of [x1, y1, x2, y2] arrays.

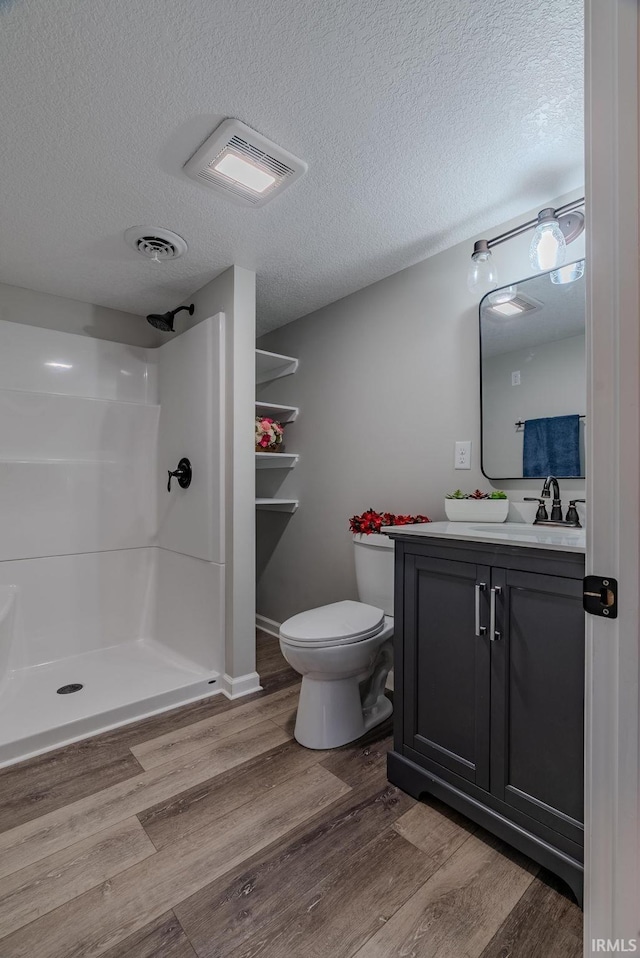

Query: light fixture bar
[[472, 197, 585, 256]]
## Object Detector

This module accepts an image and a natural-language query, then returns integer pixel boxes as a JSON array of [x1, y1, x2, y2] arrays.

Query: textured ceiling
[[0, 0, 583, 334]]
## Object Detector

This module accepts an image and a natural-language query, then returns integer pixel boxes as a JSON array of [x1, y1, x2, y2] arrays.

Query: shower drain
[[57, 683, 84, 695]]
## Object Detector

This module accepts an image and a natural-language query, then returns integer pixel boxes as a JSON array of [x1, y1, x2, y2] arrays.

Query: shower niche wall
[[0, 314, 229, 766]]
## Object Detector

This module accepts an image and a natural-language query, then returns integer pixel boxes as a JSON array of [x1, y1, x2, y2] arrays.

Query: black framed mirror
[[479, 261, 586, 480]]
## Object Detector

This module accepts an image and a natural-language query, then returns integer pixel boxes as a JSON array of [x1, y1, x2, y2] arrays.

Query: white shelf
[[255, 347, 299, 518], [255, 400, 299, 423], [256, 349, 298, 384], [255, 498, 299, 513], [255, 452, 299, 469]]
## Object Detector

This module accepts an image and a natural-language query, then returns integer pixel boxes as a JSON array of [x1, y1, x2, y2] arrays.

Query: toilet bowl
[[279, 533, 394, 749]]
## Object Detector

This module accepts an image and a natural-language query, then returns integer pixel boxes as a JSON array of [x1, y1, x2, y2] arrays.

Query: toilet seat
[[280, 599, 385, 649]]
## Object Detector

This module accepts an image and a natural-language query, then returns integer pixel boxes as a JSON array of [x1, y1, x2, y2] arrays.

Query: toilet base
[[293, 675, 393, 750]]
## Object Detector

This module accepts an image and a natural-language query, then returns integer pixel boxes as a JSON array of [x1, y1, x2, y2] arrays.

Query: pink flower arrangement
[[255, 416, 284, 450], [349, 508, 430, 535]]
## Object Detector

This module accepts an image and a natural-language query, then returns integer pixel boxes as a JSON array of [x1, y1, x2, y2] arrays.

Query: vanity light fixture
[[468, 197, 585, 295], [467, 240, 499, 294], [529, 209, 566, 270], [550, 259, 586, 285]]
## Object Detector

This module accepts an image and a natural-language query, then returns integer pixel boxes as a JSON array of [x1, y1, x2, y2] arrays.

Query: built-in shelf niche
[[255, 349, 298, 385], [255, 348, 300, 513], [255, 498, 299, 513], [255, 400, 298, 423], [255, 452, 299, 469]]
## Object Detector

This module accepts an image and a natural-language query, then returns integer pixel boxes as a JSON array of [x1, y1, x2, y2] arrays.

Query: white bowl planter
[[444, 499, 509, 523]]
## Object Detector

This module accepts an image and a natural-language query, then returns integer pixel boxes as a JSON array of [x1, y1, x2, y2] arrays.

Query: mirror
[[480, 262, 586, 480]]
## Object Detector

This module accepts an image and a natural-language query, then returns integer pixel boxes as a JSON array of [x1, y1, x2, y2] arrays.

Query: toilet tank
[[353, 533, 395, 616]]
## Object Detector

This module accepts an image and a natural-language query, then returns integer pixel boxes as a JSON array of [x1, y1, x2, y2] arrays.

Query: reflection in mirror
[[480, 263, 586, 480]]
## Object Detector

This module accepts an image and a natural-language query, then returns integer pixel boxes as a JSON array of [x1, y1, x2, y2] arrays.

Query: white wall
[[0, 319, 159, 669], [256, 193, 586, 624], [0, 312, 230, 678], [5, 550, 155, 670], [153, 314, 226, 672], [156, 316, 223, 563], [483, 333, 586, 478], [0, 267, 256, 686], [0, 267, 256, 689], [0, 320, 159, 563], [177, 266, 257, 683]]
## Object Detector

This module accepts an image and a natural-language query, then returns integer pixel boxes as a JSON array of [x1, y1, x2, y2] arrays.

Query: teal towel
[[523, 415, 581, 477]]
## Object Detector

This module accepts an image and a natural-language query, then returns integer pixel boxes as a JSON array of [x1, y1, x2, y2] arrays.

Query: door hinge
[[583, 576, 618, 618]]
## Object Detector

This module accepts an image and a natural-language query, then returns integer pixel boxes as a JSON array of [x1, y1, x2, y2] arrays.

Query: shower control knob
[[167, 458, 192, 492]]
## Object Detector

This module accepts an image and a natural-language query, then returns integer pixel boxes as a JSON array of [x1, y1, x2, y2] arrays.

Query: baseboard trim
[[221, 672, 262, 699], [256, 613, 281, 639]]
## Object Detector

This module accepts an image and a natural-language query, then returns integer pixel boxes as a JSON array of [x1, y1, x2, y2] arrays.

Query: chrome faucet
[[524, 476, 584, 528]]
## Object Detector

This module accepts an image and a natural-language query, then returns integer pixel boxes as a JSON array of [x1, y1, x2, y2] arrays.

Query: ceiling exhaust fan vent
[[487, 292, 543, 317], [124, 227, 188, 261], [184, 119, 307, 208]]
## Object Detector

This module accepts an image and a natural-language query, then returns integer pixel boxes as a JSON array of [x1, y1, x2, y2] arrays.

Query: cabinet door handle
[[475, 583, 487, 636], [490, 585, 502, 641]]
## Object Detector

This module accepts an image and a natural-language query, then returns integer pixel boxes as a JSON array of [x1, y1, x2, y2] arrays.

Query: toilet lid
[[280, 600, 385, 647]]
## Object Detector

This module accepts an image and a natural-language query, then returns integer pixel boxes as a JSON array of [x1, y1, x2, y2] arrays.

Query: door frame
[[585, 0, 640, 950]]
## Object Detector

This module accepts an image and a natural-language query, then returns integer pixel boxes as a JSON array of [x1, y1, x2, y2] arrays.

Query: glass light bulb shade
[[550, 260, 585, 285], [529, 219, 566, 271], [487, 285, 517, 306], [467, 250, 498, 294]]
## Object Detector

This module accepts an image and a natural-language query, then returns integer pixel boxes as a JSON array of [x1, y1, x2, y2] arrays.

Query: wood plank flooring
[[0, 634, 583, 958]]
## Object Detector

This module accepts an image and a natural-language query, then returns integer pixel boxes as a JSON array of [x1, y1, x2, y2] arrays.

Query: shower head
[[146, 303, 194, 332]]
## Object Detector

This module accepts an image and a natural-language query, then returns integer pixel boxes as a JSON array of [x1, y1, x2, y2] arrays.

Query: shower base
[[0, 639, 220, 768]]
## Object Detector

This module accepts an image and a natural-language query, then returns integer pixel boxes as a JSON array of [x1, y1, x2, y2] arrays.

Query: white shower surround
[[0, 315, 257, 767]]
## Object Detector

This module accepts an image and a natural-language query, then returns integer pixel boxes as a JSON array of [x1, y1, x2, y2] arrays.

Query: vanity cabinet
[[387, 532, 585, 904]]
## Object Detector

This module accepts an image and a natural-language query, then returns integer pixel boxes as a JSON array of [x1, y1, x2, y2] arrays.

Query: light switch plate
[[455, 441, 472, 470]]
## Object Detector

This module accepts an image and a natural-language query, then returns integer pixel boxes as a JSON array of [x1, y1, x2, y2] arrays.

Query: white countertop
[[382, 521, 585, 553]]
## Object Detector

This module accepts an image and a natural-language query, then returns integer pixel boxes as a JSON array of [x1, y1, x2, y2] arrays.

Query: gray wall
[[256, 195, 586, 624], [0, 282, 156, 346], [0, 268, 234, 347]]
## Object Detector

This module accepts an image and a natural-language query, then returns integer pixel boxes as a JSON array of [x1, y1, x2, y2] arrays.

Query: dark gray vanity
[[385, 521, 585, 905]]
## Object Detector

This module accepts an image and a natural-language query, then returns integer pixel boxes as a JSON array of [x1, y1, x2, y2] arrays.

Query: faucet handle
[[523, 497, 549, 522], [566, 499, 585, 527]]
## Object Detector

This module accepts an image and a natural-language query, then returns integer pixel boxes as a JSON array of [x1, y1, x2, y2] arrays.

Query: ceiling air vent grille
[[135, 236, 178, 260], [124, 227, 188, 261], [184, 119, 307, 208]]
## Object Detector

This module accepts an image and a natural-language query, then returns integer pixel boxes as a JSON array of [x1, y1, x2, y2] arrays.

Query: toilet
[[279, 533, 394, 749]]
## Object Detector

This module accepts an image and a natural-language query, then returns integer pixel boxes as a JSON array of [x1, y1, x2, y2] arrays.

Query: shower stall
[[0, 311, 251, 766]]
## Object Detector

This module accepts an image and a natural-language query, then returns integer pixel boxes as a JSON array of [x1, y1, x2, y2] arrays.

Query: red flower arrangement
[[349, 508, 430, 535]]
